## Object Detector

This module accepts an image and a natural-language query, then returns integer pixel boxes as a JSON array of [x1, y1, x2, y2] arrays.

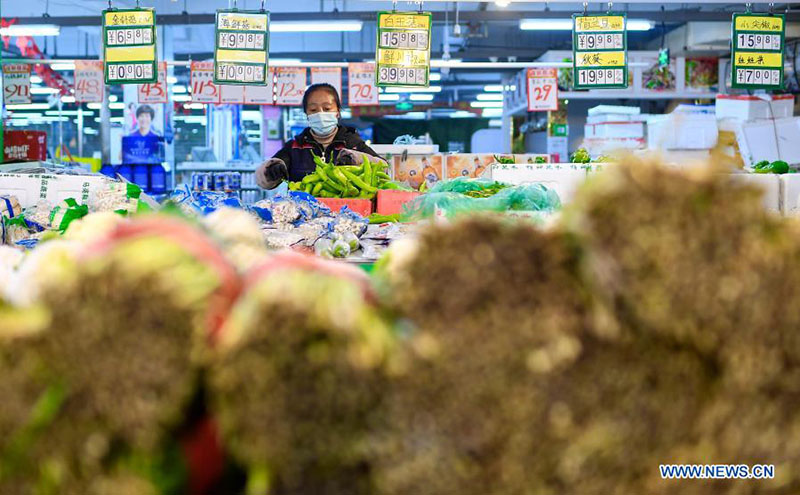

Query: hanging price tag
[[244, 68, 275, 104], [191, 61, 221, 104], [102, 8, 158, 84], [572, 14, 628, 89], [375, 11, 432, 87], [348, 63, 378, 106], [310, 67, 342, 98], [274, 67, 306, 106], [74, 60, 104, 103], [527, 68, 558, 112], [3, 64, 32, 104], [220, 84, 245, 105], [731, 13, 785, 90], [214, 9, 270, 86], [138, 62, 168, 104]]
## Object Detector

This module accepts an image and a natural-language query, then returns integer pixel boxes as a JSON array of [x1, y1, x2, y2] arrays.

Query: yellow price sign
[[734, 51, 783, 68], [575, 50, 626, 67], [377, 48, 429, 67], [217, 12, 269, 32], [379, 13, 430, 30], [734, 15, 783, 32], [103, 10, 153, 27], [574, 15, 625, 32]]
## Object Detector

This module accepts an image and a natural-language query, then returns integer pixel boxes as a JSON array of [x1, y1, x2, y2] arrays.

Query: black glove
[[334, 149, 369, 166], [256, 158, 289, 189]]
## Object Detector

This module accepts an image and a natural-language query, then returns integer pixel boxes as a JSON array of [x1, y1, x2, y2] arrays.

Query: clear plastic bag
[[401, 183, 561, 221]]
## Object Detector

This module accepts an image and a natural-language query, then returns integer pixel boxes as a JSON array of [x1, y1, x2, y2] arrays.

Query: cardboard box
[[3, 131, 47, 163], [715, 94, 794, 121], [376, 190, 421, 215], [316, 197, 374, 217], [587, 105, 641, 116], [0, 172, 113, 209], [445, 154, 495, 179], [392, 154, 444, 190], [489, 164, 589, 204]]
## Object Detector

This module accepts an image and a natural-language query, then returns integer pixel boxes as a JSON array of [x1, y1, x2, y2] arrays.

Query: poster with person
[[122, 99, 166, 164]]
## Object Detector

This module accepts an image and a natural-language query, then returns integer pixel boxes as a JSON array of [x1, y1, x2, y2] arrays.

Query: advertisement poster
[[310, 67, 342, 98], [74, 60, 105, 103], [123, 87, 167, 164], [3, 64, 32, 105], [446, 154, 494, 179], [392, 154, 443, 189], [348, 63, 379, 106]]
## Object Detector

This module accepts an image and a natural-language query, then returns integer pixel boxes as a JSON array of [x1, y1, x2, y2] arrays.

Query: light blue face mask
[[307, 112, 339, 136]]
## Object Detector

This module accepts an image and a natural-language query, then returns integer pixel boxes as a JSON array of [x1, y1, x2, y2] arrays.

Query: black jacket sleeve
[[272, 140, 293, 168], [344, 130, 386, 164]]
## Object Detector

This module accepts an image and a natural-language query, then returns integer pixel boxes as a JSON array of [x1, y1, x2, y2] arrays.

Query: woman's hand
[[256, 158, 289, 189]]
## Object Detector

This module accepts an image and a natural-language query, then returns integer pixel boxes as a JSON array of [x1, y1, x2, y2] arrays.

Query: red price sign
[[191, 61, 221, 104], [348, 63, 378, 106], [527, 68, 558, 112], [138, 62, 168, 104], [274, 67, 306, 106], [310, 67, 342, 99], [3, 64, 32, 105], [74, 60, 104, 103]]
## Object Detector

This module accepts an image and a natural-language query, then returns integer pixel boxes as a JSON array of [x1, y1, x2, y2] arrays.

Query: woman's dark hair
[[136, 104, 156, 119], [302, 83, 341, 113]]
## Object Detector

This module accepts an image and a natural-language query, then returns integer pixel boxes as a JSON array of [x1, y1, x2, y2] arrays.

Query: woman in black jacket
[[255, 83, 385, 190]]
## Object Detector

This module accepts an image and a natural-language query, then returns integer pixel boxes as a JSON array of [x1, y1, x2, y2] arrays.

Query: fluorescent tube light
[[167, 76, 178, 84], [482, 108, 503, 117], [60, 96, 76, 103], [51, 62, 76, 71], [409, 94, 434, 101], [87, 103, 102, 110], [470, 101, 504, 108], [184, 103, 205, 110], [109, 102, 126, 109], [519, 18, 653, 31], [484, 85, 504, 92], [270, 21, 363, 33], [172, 94, 191, 102], [477, 93, 504, 101], [385, 86, 442, 93], [378, 94, 400, 102], [11, 113, 42, 119], [109, 95, 118, 102], [31, 87, 59, 95], [7, 103, 51, 110], [31, 76, 43, 84], [450, 111, 476, 118], [0, 24, 60, 37], [488, 119, 503, 127], [429, 73, 442, 81], [172, 85, 188, 94]]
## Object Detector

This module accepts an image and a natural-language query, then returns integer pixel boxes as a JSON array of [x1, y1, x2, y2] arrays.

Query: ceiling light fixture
[[519, 18, 654, 31], [385, 86, 442, 94], [409, 94, 434, 101], [0, 24, 61, 37], [270, 21, 363, 33]]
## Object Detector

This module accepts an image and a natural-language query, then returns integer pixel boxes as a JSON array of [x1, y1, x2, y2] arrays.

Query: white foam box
[[780, 174, 800, 216], [715, 94, 794, 121], [587, 105, 641, 116], [725, 173, 780, 213], [584, 137, 646, 155], [736, 117, 800, 168], [489, 164, 589, 204], [585, 121, 645, 139], [0, 172, 113, 209], [647, 112, 718, 150]]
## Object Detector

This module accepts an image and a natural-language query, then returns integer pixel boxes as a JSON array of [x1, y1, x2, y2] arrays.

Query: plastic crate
[[316, 197, 374, 217], [376, 190, 421, 215]]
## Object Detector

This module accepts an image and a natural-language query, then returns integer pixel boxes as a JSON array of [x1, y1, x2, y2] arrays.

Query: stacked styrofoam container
[[584, 106, 647, 156], [647, 105, 718, 151]]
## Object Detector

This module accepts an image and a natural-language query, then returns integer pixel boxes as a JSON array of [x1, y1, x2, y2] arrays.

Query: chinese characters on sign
[[348, 63, 379, 106], [102, 8, 158, 84], [192, 61, 275, 105], [3, 64, 32, 105], [74, 61, 104, 103], [731, 13, 784, 90], [376, 11, 432, 87], [274, 67, 307, 106], [214, 10, 270, 86], [572, 14, 628, 89], [527, 68, 558, 112]]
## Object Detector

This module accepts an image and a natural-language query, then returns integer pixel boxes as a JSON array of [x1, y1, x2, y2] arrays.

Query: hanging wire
[[769, 2, 775, 14], [261, 0, 266, 11], [419, 1, 424, 13], [392, 0, 398, 11], [108, 0, 112, 9], [607, 1, 613, 12], [582, 1, 588, 15], [135, 0, 140, 7], [745, 2, 752, 13]]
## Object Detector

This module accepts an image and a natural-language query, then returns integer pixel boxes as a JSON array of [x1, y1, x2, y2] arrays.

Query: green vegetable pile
[[493, 154, 516, 164], [369, 213, 401, 224], [753, 159, 790, 174], [570, 148, 591, 164], [288, 155, 401, 199]]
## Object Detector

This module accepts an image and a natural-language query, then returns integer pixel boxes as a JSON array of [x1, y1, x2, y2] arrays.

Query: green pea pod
[[342, 169, 378, 193], [312, 183, 324, 196]]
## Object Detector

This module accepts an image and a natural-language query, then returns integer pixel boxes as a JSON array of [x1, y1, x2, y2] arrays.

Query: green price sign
[[214, 9, 270, 86], [572, 13, 628, 90], [375, 11, 432, 88], [102, 8, 158, 85], [731, 13, 785, 90]]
